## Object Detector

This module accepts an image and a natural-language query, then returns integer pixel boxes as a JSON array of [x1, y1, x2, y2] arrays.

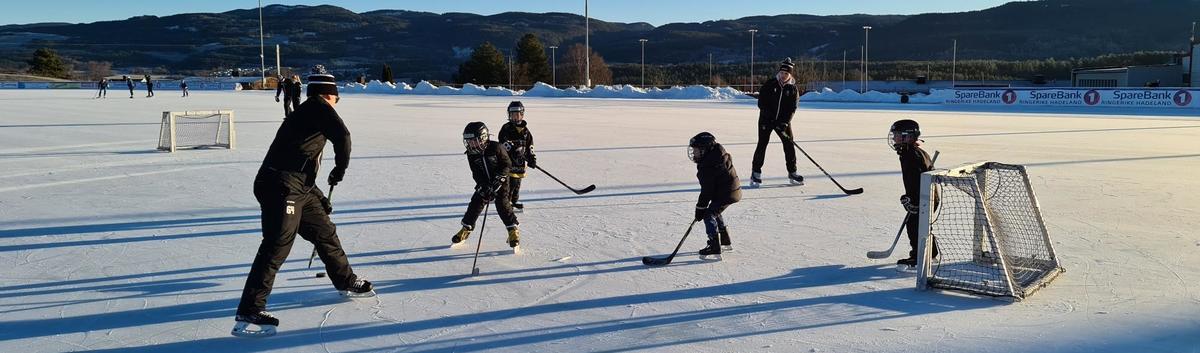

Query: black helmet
[[507, 101, 525, 113], [888, 119, 921, 151], [507, 101, 525, 122], [463, 121, 489, 154], [688, 132, 717, 163]]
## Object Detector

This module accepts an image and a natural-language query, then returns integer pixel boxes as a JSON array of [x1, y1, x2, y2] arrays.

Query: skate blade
[[510, 245, 522, 255], [340, 290, 377, 298], [895, 265, 917, 274], [699, 253, 722, 261], [721, 245, 733, 252], [450, 241, 465, 249], [231, 322, 277, 337]]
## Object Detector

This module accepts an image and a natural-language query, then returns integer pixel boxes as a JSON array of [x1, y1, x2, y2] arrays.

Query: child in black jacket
[[689, 132, 742, 259], [890, 119, 937, 267]]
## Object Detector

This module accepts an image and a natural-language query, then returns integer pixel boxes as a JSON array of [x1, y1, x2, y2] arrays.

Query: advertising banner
[[941, 88, 1199, 108]]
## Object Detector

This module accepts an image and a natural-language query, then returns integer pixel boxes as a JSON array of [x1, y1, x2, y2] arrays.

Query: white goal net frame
[[916, 161, 1064, 300], [157, 110, 236, 153]]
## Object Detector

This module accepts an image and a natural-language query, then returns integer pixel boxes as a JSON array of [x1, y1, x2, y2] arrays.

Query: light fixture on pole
[[549, 46, 558, 87], [862, 25, 872, 93], [639, 39, 648, 88], [748, 29, 758, 91]]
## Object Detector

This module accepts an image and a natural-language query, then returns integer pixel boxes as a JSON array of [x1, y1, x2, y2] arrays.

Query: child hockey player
[[890, 119, 937, 268], [452, 122, 522, 250], [498, 101, 538, 210], [690, 132, 741, 259]]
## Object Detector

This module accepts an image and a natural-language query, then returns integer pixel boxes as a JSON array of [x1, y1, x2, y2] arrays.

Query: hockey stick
[[534, 166, 596, 195], [308, 185, 334, 270], [865, 151, 938, 259], [866, 213, 910, 259], [642, 220, 698, 266], [778, 130, 863, 195], [469, 203, 490, 276]]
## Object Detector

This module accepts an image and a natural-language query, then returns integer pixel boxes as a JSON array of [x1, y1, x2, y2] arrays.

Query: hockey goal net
[[157, 110, 236, 152], [917, 162, 1063, 300]]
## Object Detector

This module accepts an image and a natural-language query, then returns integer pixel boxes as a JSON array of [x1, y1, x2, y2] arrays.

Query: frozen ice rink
[[0, 90, 1197, 352]]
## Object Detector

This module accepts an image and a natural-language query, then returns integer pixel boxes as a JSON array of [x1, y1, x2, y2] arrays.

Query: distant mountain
[[1, 0, 1196, 80]]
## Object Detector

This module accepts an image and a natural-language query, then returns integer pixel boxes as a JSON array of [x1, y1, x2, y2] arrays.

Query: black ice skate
[[231, 311, 279, 337], [340, 278, 376, 298]]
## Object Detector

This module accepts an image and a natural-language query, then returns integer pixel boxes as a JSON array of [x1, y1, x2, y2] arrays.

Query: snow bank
[[799, 87, 949, 104], [341, 80, 749, 100]]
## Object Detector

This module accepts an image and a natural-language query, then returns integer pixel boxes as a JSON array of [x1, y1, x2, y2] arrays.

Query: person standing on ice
[[890, 119, 938, 268], [180, 79, 189, 97], [452, 121, 522, 250], [144, 74, 154, 97], [689, 132, 741, 259], [96, 78, 107, 98], [232, 65, 374, 338], [497, 101, 538, 210], [124, 75, 134, 99], [276, 74, 303, 117], [749, 58, 802, 188]]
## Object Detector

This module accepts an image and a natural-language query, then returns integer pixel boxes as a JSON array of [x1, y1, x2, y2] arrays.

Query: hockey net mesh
[[923, 162, 1062, 300], [158, 111, 234, 152]]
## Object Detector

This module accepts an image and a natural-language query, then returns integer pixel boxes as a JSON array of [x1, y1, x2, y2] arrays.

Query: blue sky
[[1, 1, 1013, 26]]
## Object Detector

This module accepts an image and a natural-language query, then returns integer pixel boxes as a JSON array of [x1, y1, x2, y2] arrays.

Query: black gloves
[[694, 206, 708, 222], [776, 121, 790, 132], [900, 195, 919, 214], [476, 183, 499, 202], [275, 96, 281, 102], [320, 195, 333, 215], [328, 166, 346, 186], [527, 155, 538, 169]]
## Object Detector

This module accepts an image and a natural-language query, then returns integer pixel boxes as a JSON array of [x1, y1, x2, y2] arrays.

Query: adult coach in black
[[749, 58, 803, 188], [233, 65, 373, 337]]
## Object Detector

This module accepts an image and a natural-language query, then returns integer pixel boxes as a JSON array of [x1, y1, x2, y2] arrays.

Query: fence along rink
[[916, 162, 1064, 300], [157, 110, 236, 153]]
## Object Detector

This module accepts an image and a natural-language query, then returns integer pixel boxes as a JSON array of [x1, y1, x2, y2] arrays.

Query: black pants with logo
[[237, 169, 357, 315]]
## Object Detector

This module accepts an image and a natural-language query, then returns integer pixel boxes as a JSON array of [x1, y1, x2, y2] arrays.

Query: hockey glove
[[328, 166, 346, 186], [776, 122, 790, 132], [900, 195, 919, 214], [694, 206, 708, 222], [476, 185, 496, 202], [527, 155, 538, 169], [275, 96, 281, 102], [320, 195, 333, 215]]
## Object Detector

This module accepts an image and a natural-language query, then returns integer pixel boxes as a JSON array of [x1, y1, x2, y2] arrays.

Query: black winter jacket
[[498, 121, 536, 169], [696, 143, 742, 207], [468, 141, 512, 189], [260, 98, 352, 187], [276, 79, 303, 99], [898, 146, 933, 201], [756, 77, 799, 127]]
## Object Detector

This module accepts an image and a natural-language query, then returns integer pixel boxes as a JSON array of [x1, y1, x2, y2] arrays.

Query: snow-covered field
[[1, 90, 1197, 353]]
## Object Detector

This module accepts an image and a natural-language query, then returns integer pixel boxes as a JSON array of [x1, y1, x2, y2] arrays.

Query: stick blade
[[844, 188, 864, 195], [642, 256, 672, 266], [574, 185, 597, 195], [866, 251, 891, 259]]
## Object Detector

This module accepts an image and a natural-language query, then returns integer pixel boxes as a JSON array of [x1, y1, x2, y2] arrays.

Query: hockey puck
[[316, 272, 326, 278]]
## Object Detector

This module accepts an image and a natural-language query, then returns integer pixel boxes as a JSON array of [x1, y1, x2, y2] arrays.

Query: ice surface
[[0, 90, 1197, 352]]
